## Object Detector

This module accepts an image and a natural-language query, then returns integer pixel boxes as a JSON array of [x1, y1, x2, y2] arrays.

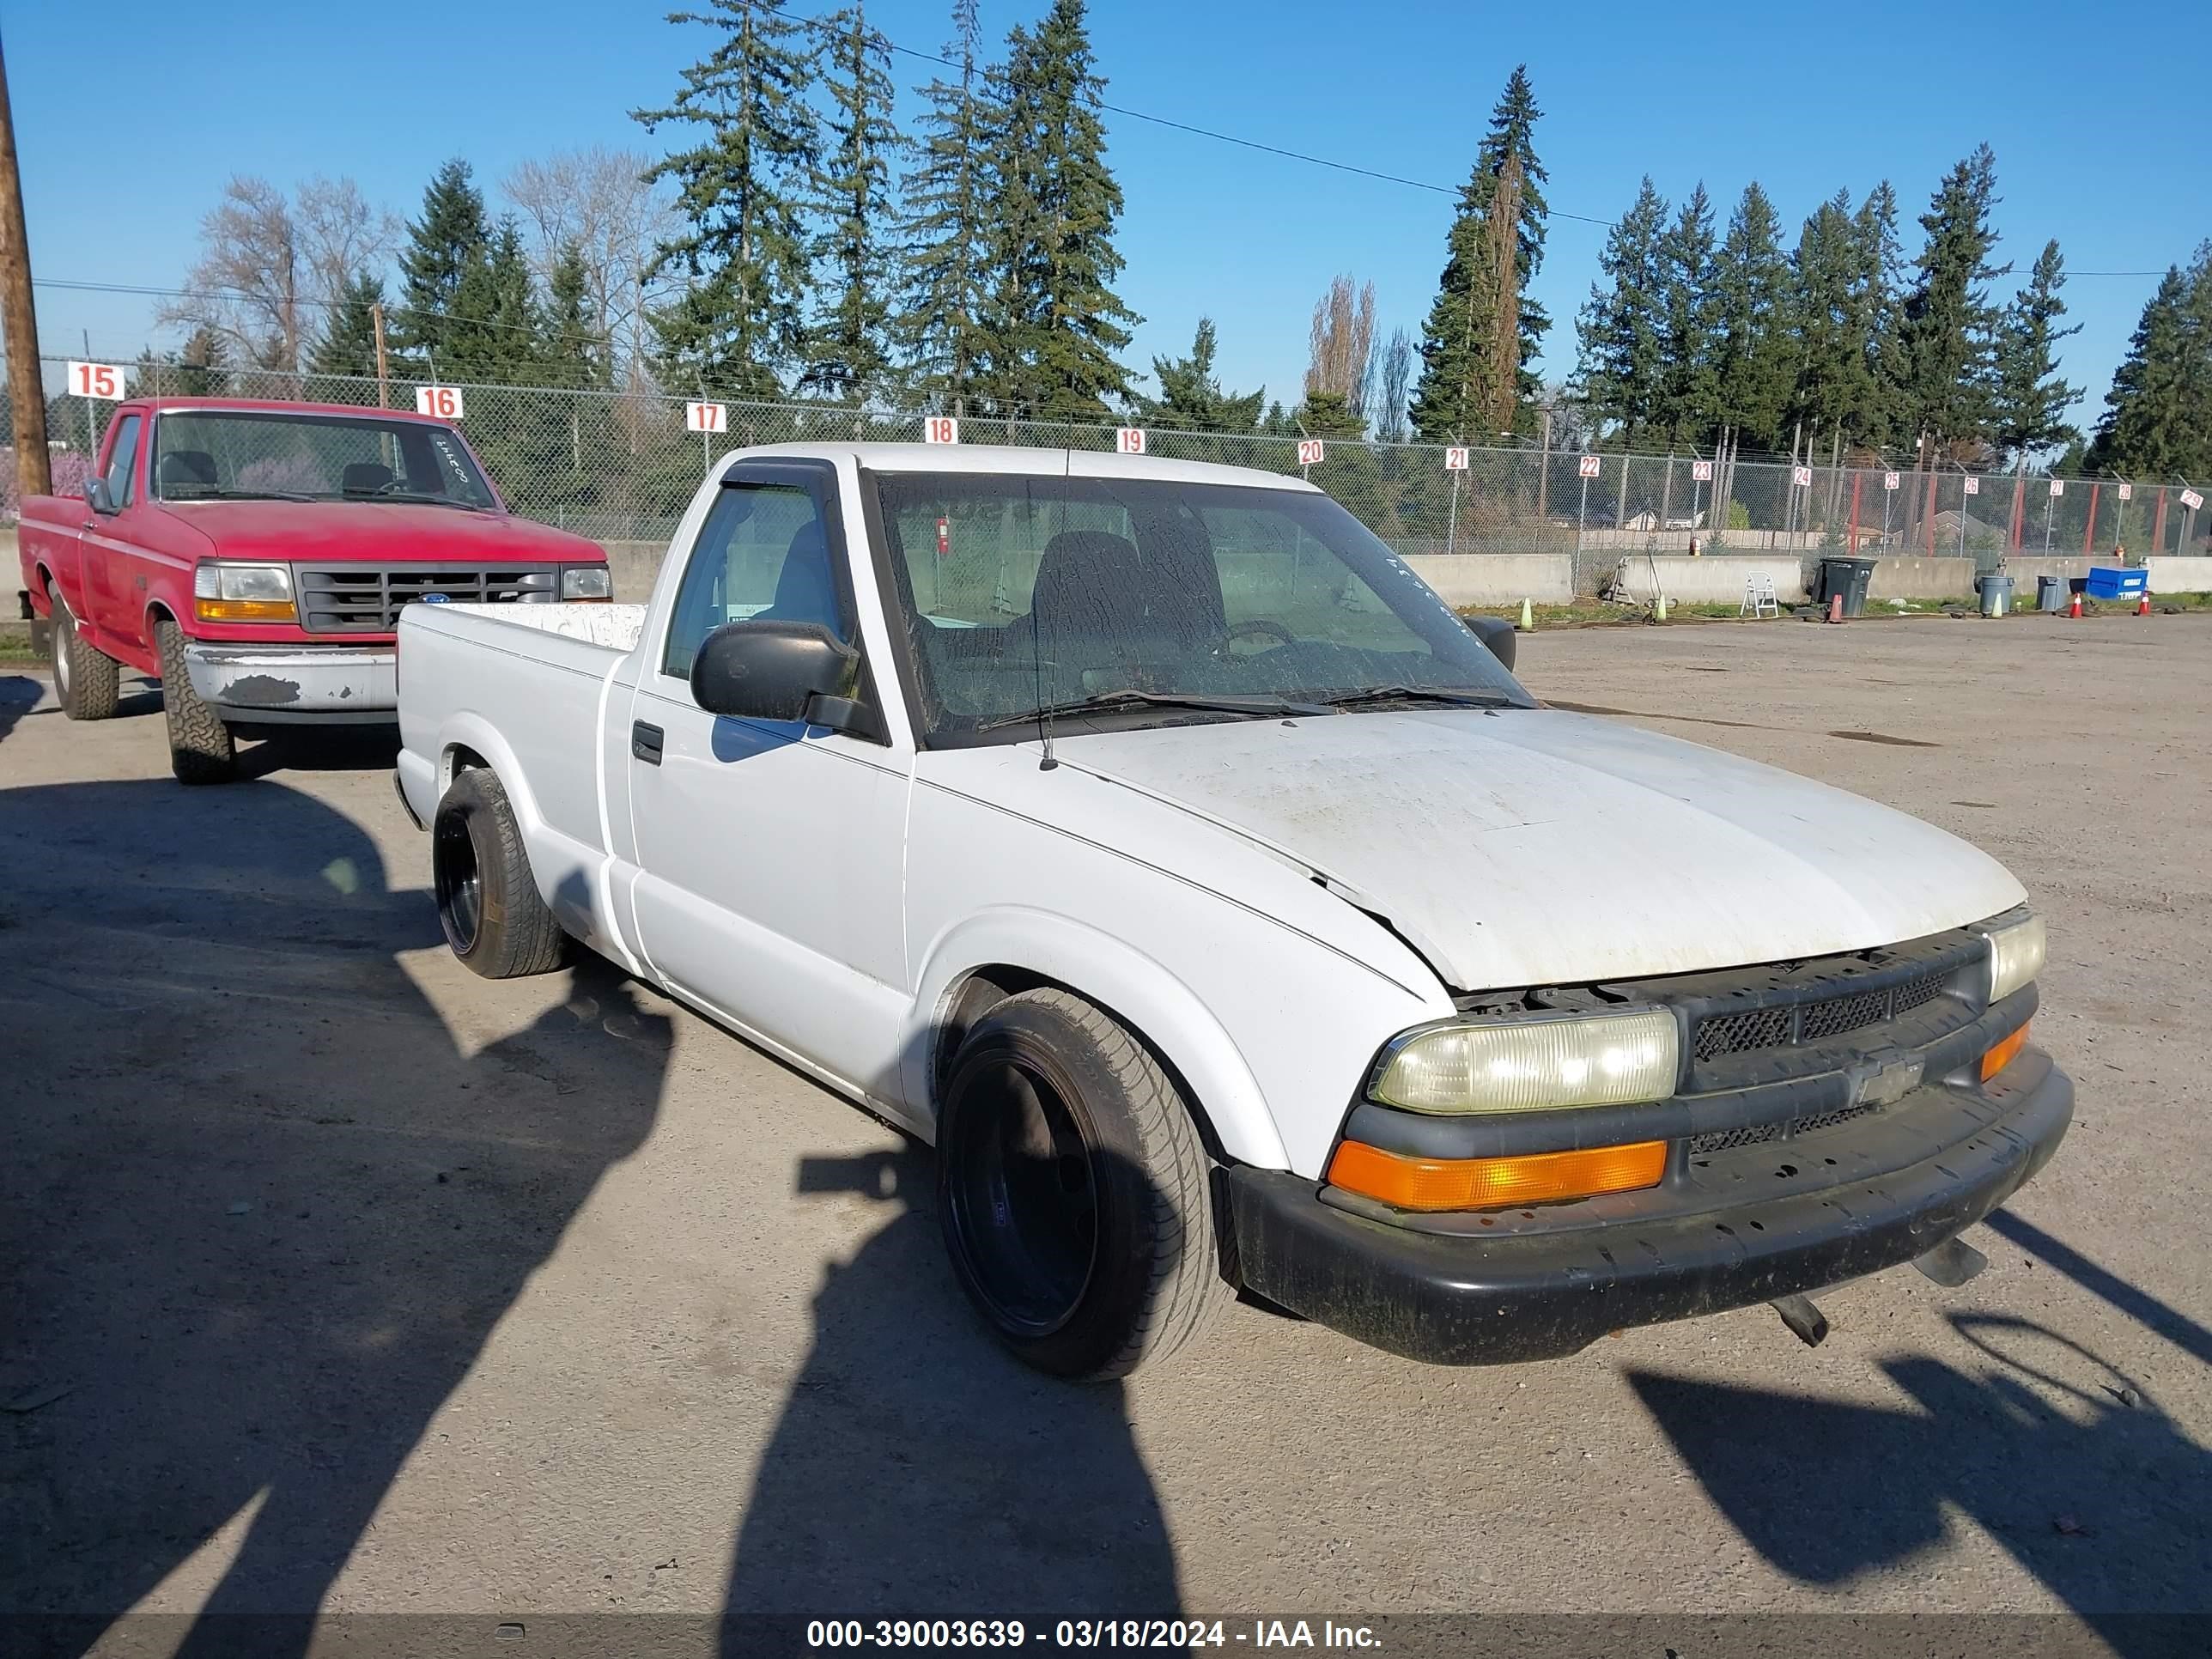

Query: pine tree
[[1707, 183, 1794, 453], [1408, 65, 1549, 441], [1990, 240, 2081, 465], [444, 216, 543, 381], [1855, 182, 1909, 445], [391, 160, 491, 375], [1790, 191, 1881, 446], [311, 276, 383, 380], [1133, 318, 1264, 430], [1898, 146, 2009, 447], [893, 0, 1000, 413], [976, 0, 1138, 420], [2087, 250, 2211, 479], [635, 0, 820, 397], [1652, 182, 1718, 447], [801, 3, 901, 402], [543, 241, 608, 389], [1573, 178, 1669, 445]]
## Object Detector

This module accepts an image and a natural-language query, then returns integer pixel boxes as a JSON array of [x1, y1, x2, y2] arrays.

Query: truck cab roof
[[733, 441, 1326, 493]]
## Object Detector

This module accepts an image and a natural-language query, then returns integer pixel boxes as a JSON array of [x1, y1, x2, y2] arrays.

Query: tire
[[936, 988, 1225, 1379], [155, 619, 238, 784], [49, 588, 121, 721], [432, 767, 566, 979]]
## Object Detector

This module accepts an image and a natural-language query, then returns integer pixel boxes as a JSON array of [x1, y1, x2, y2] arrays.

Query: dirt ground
[[1, 614, 2206, 1656]]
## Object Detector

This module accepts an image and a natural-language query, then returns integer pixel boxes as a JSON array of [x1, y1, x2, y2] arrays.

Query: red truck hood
[[158, 501, 605, 564]]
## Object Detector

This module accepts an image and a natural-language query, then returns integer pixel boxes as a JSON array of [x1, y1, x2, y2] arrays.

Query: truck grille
[[1692, 963, 1954, 1063], [296, 565, 560, 632]]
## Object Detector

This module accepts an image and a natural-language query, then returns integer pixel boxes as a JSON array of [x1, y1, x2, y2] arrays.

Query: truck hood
[[1053, 708, 2026, 992], [153, 501, 605, 564]]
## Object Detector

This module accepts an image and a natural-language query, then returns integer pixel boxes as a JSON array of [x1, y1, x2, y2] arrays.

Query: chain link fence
[[10, 356, 2208, 584]]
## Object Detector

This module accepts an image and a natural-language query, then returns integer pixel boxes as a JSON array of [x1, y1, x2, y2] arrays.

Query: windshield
[[872, 471, 1533, 744], [150, 410, 498, 509]]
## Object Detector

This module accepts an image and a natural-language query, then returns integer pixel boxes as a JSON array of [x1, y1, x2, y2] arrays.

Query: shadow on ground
[[719, 1148, 1180, 1639], [0, 776, 672, 1656], [1632, 1256, 2212, 1659]]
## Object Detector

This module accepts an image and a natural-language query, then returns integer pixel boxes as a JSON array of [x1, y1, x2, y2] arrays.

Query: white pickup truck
[[394, 444, 2070, 1378]]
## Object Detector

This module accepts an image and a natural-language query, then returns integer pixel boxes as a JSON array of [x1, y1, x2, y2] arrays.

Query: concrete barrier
[[1401, 552, 1574, 607], [2146, 556, 2212, 593], [1608, 555, 1812, 605]]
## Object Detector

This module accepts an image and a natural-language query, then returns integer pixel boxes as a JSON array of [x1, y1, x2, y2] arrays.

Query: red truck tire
[[50, 591, 122, 721], [155, 620, 239, 785]]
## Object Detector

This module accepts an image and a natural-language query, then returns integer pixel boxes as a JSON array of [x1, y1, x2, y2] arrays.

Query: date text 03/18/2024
[[805, 1619, 1382, 1649]]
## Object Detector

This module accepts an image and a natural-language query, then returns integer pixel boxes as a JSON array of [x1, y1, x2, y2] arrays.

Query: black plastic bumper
[[1225, 1049, 2073, 1364]]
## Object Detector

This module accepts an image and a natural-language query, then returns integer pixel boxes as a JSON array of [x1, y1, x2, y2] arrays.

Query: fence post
[[2083, 483, 2099, 556], [1849, 471, 1862, 552], [2151, 488, 2168, 555], [1923, 473, 1937, 556]]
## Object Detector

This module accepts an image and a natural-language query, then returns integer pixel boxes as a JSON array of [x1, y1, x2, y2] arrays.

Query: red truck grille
[[296, 565, 561, 632]]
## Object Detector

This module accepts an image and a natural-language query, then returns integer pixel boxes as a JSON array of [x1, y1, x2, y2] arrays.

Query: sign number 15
[[69, 361, 125, 400]]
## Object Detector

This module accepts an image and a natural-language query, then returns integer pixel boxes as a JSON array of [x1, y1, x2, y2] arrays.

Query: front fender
[[907, 906, 1291, 1171]]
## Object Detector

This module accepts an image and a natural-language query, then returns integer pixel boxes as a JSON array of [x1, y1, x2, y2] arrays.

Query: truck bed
[[421, 600, 647, 653]]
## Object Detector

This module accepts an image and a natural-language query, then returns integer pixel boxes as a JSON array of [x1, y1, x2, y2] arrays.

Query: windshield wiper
[[1319, 684, 1520, 711], [365, 489, 487, 511], [975, 689, 1330, 732], [165, 486, 316, 502]]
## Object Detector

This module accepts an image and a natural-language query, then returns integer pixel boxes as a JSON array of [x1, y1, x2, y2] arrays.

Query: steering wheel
[[1216, 619, 1295, 659]]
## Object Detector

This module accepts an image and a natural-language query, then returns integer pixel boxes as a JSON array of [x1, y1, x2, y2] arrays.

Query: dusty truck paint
[[394, 441, 2071, 1375]]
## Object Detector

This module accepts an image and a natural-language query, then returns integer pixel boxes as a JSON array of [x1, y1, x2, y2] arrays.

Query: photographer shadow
[[720, 1147, 1182, 1639]]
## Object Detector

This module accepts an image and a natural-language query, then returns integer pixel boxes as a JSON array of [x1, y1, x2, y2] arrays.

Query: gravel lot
[[1, 615, 2205, 1654]]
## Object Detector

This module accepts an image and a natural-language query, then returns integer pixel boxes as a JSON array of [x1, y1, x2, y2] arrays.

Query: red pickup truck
[[16, 397, 610, 782]]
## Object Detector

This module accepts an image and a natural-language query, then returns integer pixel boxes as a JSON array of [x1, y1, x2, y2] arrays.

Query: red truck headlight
[[560, 566, 612, 602], [194, 562, 297, 623]]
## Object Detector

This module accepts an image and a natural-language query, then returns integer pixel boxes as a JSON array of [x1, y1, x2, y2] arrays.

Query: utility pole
[[0, 30, 52, 501], [369, 301, 390, 408]]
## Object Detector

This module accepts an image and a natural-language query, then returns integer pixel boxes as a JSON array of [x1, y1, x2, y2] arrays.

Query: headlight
[[193, 562, 295, 622], [561, 565, 612, 601], [1370, 1009, 1680, 1115], [1976, 911, 2045, 1005]]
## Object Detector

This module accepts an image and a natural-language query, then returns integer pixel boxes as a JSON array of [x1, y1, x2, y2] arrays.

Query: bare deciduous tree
[[502, 147, 677, 380], [1364, 326, 1415, 441], [161, 175, 397, 373], [1304, 275, 1377, 416]]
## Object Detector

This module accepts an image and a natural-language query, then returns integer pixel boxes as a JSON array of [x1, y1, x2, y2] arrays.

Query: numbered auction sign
[[1690, 459, 1713, 483], [1791, 465, 1813, 488], [923, 416, 959, 445], [1884, 471, 1900, 492], [2182, 489, 2205, 512], [416, 385, 465, 420], [1297, 438, 1325, 467], [1444, 447, 1469, 471], [1577, 454, 1601, 478], [2117, 483, 2133, 501], [2047, 478, 2063, 497], [1115, 427, 1146, 455], [685, 401, 726, 434], [68, 361, 125, 400], [1964, 476, 1980, 496]]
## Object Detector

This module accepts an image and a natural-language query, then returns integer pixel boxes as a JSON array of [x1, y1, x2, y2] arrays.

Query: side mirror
[[1465, 614, 1517, 672], [690, 618, 881, 739], [83, 477, 118, 515]]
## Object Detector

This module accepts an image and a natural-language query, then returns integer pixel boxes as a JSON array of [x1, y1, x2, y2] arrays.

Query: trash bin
[[1977, 574, 2014, 617], [1820, 556, 1877, 617], [2037, 574, 2066, 612]]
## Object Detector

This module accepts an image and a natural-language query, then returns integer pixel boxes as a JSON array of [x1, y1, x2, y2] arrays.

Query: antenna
[[1036, 449, 1067, 770]]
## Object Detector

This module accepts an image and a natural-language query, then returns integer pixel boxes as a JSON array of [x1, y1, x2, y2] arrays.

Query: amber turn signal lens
[[1327, 1138, 1667, 1212], [195, 598, 297, 623], [1981, 1022, 2030, 1082]]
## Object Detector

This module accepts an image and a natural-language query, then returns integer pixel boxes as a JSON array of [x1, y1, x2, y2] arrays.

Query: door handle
[[631, 720, 664, 764]]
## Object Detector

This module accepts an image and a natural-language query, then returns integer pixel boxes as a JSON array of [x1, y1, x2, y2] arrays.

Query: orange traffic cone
[[1827, 593, 1844, 624], [2137, 591, 2152, 617], [2068, 590, 2083, 619]]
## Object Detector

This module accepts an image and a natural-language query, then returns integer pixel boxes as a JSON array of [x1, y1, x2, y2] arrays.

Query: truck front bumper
[[184, 642, 397, 723], [1224, 1048, 2073, 1365]]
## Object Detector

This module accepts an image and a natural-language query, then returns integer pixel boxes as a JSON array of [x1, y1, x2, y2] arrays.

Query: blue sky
[[5, 0, 2202, 435]]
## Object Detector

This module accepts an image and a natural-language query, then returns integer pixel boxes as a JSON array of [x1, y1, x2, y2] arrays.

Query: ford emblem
[[419, 592, 452, 604]]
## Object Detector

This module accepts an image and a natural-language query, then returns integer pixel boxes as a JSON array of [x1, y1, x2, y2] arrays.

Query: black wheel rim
[[944, 1054, 1099, 1338], [434, 811, 482, 951]]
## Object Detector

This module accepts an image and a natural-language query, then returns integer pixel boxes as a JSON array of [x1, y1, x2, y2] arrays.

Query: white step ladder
[[1741, 572, 1781, 618]]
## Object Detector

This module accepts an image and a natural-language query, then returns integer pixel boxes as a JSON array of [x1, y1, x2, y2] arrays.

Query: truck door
[[81, 410, 149, 647], [624, 461, 910, 1102]]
